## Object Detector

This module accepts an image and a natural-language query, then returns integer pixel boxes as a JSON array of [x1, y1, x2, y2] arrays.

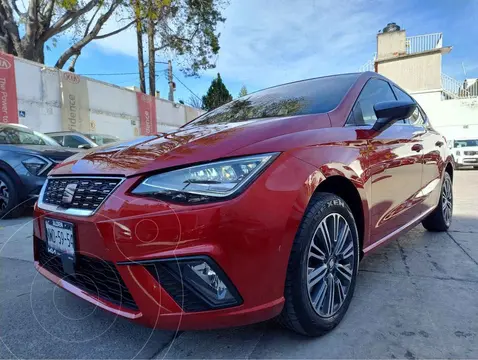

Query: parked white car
[[449, 139, 478, 169]]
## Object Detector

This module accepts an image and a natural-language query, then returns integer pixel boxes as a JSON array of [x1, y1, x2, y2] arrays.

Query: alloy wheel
[[0, 180, 9, 211], [306, 213, 355, 317], [442, 176, 453, 226]]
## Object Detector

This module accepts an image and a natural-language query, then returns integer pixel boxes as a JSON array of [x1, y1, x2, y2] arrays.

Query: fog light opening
[[183, 261, 235, 304]]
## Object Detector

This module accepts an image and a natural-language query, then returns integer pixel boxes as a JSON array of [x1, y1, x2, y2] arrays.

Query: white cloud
[[94, 14, 139, 57], [210, 0, 407, 88], [93, 0, 420, 89]]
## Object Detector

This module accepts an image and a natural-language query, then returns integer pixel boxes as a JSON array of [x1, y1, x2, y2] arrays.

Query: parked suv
[[34, 72, 453, 336], [46, 131, 120, 149], [449, 138, 478, 169], [0, 124, 79, 218]]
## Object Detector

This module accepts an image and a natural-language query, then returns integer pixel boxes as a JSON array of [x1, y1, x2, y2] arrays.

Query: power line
[[79, 71, 144, 76], [79, 69, 168, 76], [172, 73, 202, 100]]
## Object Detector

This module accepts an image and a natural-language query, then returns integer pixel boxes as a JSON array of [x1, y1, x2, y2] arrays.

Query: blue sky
[[44, 0, 478, 105]]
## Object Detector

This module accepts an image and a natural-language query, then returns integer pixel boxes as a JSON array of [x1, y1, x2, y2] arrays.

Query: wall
[[376, 30, 406, 60], [413, 90, 478, 139], [377, 52, 442, 92], [14, 57, 203, 139]]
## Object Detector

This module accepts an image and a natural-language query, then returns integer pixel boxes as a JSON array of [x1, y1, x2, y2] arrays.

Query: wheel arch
[[300, 164, 369, 258], [445, 161, 453, 182], [313, 175, 366, 256]]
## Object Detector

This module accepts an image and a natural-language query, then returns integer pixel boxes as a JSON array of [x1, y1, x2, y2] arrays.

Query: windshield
[[0, 126, 61, 146], [186, 74, 359, 127], [85, 134, 120, 145], [33, 131, 60, 146], [454, 139, 478, 148]]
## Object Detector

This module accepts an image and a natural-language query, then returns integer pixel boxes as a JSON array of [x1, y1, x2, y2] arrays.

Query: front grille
[[464, 151, 477, 156], [36, 237, 138, 310], [43, 178, 122, 211]]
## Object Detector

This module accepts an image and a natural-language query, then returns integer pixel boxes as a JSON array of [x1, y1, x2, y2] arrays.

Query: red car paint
[[33, 72, 452, 330]]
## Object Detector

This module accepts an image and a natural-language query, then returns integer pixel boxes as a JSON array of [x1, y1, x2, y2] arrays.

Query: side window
[[50, 136, 64, 145], [392, 86, 413, 102], [392, 86, 423, 126], [349, 79, 397, 126], [408, 107, 424, 126], [63, 135, 87, 148]]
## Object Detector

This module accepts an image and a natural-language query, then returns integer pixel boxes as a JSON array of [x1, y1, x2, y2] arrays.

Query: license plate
[[45, 218, 75, 259]]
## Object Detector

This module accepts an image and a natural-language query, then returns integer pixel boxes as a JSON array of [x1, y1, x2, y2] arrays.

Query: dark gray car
[[0, 124, 80, 218]]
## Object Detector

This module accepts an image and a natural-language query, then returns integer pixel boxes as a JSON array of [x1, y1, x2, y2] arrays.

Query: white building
[[361, 23, 478, 141]]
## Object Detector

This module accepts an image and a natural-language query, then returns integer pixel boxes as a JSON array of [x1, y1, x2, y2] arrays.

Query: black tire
[[422, 172, 452, 232], [0, 172, 23, 219], [277, 192, 360, 336]]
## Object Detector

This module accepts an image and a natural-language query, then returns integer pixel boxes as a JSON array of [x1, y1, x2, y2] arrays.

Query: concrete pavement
[[1, 170, 477, 359]]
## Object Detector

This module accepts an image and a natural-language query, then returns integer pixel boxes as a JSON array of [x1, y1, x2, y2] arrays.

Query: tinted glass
[[63, 135, 88, 148], [85, 134, 119, 145], [50, 135, 64, 145], [187, 74, 360, 126], [0, 126, 58, 145], [393, 86, 414, 102], [33, 131, 60, 146], [392, 86, 424, 126], [351, 79, 397, 125], [454, 139, 478, 148]]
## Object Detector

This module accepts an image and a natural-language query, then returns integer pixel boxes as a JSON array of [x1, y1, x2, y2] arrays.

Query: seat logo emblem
[[62, 183, 78, 204]]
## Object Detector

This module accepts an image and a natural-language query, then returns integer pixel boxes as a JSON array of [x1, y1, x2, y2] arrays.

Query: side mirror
[[78, 144, 92, 149], [372, 100, 417, 132]]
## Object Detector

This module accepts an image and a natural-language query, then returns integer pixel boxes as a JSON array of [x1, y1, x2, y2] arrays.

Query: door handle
[[435, 141, 444, 147], [411, 144, 423, 152]]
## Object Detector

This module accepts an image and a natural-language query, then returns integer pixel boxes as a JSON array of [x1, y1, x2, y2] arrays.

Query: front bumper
[[33, 153, 316, 330], [455, 156, 478, 166]]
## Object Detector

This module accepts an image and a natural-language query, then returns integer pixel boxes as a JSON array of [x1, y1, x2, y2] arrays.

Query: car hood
[[4, 144, 81, 161], [51, 114, 328, 177]]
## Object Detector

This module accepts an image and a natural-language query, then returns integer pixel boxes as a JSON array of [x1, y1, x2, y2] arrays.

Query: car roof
[[84, 133, 119, 138], [0, 123, 30, 129], [45, 131, 85, 136]]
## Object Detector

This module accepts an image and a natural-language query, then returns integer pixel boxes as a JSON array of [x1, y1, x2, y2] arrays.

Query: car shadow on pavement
[[1, 210, 477, 359]]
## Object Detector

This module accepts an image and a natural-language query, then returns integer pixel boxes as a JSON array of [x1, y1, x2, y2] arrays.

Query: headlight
[[456, 150, 461, 156], [22, 157, 49, 176], [132, 153, 279, 203]]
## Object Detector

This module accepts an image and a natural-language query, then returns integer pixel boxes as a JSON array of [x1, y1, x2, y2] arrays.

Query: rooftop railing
[[406, 33, 442, 54]]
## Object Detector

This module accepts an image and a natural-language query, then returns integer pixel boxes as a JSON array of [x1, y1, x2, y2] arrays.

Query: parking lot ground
[[1, 170, 478, 359]]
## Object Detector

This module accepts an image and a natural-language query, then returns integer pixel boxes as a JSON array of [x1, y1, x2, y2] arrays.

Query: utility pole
[[168, 60, 174, 102]]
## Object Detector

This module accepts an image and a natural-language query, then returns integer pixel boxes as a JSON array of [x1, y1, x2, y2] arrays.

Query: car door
[[392, 86, 444, 213], [348, 79, 424, 243]]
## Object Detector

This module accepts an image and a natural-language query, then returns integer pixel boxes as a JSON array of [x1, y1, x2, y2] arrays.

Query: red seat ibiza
[[34, 72, 453, 336]]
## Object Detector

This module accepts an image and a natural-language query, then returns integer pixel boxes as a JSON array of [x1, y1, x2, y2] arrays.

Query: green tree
[[202, 73, 232, 111], [0, 0, 137, 66], [238, 85, 248, 97], [0, 0, 227, 78]]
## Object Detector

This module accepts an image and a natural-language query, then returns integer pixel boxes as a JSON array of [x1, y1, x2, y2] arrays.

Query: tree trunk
[[135, 2, 146, 93], [147, 12, 155, 96]]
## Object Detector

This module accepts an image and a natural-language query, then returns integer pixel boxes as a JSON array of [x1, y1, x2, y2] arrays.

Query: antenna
[[462, 62, 467, 78]]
